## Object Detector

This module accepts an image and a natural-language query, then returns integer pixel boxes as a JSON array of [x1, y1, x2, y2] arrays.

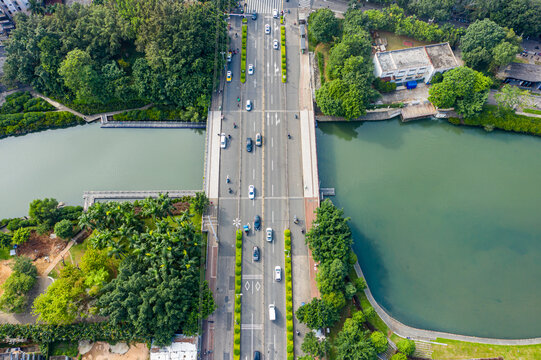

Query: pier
[[320, 188, 335, 197], [82, 190, 199, 210]]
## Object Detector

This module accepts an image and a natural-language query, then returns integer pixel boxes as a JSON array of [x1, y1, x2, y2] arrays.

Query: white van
[[220, 133, 227, 149], [272, 9, 278, 18], [269, 304, 276, 321], [274, 266, 282, 282]]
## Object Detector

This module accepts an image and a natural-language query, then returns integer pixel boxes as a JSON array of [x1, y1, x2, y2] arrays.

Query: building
[[0, 0, 29, 17], [150, 335, 198, 360], [373, 43, 459, 87], [497, 63, 541, 91]]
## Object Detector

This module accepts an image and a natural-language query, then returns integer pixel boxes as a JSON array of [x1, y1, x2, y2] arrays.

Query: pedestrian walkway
[[43, 239, 76, 276], [245, 0, 281, 14], [298, 0, 310, 8]]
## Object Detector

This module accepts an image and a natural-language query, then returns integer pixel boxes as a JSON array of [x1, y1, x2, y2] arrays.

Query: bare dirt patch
[[17, 231, 67, 275], [81, 342, 149, 360], [0, 260, 13, 296]]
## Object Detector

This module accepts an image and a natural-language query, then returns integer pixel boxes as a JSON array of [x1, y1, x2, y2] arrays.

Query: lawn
[[0, 247, 11, 260], [523, 108, 541, 115], [431, 338, 541, 359], [377, 31, 434, 51], [315, 43, 332, 83]]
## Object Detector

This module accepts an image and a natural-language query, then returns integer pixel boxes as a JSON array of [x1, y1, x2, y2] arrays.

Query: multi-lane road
[[212, 1, 308, 359]]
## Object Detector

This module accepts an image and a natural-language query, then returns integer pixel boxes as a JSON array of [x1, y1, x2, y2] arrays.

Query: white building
[[150, 335, 198, 360], [373, 43, 459, 87], [0, 0, 29, 17]]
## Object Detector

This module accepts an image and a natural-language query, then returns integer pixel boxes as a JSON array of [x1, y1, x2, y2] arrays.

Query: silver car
[[266, 227, 273, 242]]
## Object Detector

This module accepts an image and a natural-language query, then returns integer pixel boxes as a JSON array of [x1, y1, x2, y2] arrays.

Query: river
[[317, 119, 541, 339], [0, 124, 205, 219]]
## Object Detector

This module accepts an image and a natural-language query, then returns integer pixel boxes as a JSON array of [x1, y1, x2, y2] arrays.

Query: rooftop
[[375, 43, 458, 72], [150, 335, 198, 360], [496, 63, 541, 82]]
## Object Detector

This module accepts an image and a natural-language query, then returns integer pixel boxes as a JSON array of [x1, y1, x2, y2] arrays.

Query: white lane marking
[[271, 160, 274, 171], [254, 122, 256, 131], [253, 169, 255, 179], [243, 274, 263, 280], [254, 79, 257, 88], [254, 40, 257, 49], [251, 313, 254, 358], [272, 210, 274, 223], [267, 112, 270, 126], [241, 323, 263, 330], [271, 137, 274, 147], [272, 184, 274, 196], [267, 63, 270, 77], [275, 113, 280, 125], [271, 94, 273, 104]]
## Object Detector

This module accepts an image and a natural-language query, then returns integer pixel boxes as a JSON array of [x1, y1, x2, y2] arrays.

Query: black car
[[246, 137, 253, 152], [254, 351, 261, 360], [252, 11, 257, 20], [254, 215, 261, 230], [253, 246, 260, 261]]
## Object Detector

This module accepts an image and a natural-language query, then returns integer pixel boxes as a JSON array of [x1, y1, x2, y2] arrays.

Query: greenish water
[[0, 124, 204, 219], [317, 119, 541, 339]]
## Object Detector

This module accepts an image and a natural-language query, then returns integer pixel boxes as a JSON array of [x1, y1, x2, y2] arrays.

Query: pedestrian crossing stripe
[[245, 0, 281, 14]]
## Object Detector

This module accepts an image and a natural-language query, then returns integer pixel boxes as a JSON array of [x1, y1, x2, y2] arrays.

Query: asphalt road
[[214, 1, 306, 359]]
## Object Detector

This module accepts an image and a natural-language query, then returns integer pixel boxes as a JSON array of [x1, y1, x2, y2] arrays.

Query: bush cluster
[[0, 92, 55, 115], [374, 78, 397, 93], [113, 105, 205, 122], [61, 99, 149, 116], [241, 24, 247, 84], [233, 229, 243, 359], [0, 111, 85, 140], [316, 51, 325, 84], [0, 257, 37, 313], [283, 229, 294, 360], [448, 105, 541, 136], [281, 26, 287, 83]]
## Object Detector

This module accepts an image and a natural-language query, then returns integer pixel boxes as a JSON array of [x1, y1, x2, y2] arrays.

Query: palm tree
[[27, 0, 45, 15]]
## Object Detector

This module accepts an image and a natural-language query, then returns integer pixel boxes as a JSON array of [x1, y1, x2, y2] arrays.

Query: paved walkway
[[43, 239, 76, 276], [353, 263, 541, 345]]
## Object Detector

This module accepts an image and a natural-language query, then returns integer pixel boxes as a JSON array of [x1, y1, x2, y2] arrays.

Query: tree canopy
[[0, 257, 37, 313], [308, 8, 340, 44], [428, 66, 492, 117], [296, 298, 340, 330]]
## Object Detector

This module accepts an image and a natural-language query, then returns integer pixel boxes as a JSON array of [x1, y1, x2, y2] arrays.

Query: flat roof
[[375, 43, 458, 72], [497, 63, 541, 82], [150, 335, 197, 360]]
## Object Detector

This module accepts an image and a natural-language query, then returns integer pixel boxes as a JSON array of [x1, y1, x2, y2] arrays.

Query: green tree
[[27, 0, 45, 16], [406, 0, 454, 21], [301, 331, 329, 358], [326, 32, 372, 80], [192, 192, 210, 215], [370, 331, 388, 353], [345, 282, 357, 299], [58, 49, 102, 102], [296, 298, 340, 329], [12, 228, 31, 246], [491, 41, 520, 68], [428, 67, 492, 117], [317, 258, 348, 294], [32, 265, 85, 324], [0, 233, 12, 248], [494, 84, 531, 111], [335, 324, 377, 360], [0, 257, 37, 313], [12, 256, 37, 277], [29, 198, 58, 226], [322, 291, 346, 310], [54, 219, 73, 240], [309, 8, 340, 44], [396, 338, 416, 356]]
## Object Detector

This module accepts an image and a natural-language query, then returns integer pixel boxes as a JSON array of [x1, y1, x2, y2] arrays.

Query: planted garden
[[241, 22, 248, 84], [284, 229, 294, 359], [233, 229, 243, 359], [281, 26, 287, 83]]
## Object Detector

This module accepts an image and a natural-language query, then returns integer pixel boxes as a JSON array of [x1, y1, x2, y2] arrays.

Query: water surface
[[317, 119, 541, 338], [0, 124, 204, 219]]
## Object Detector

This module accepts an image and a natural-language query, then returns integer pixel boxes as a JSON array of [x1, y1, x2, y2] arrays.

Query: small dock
[[83, 190, 200, 210], [100, 115, 206, 129], [320, 188, 335, 197], [400, 102, 437, 122]]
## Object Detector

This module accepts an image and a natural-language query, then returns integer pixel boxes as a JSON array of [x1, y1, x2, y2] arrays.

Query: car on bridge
[[273, 39, 279, 50], [226, 71, 232, 82], [265, 24, 270, 34], [248, 185, 255, 199], [246, 137, 253, 152], [252, 11, 257, 20], [248, 64, 254, 75], [254, 215, 261, 230], [246, 99, 252, 111], [275, 266, 282, 281], [220, 133, 227, 149], [256, 133, 262, 146], [253, 246, 260, 261]]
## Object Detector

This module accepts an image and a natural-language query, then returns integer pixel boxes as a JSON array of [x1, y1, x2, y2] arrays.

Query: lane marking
[[271, 184, 274, 196], [272, 210, 275, 223], [243, 274, 263, 280], [241, 324, 263, 330], [271, 137, 274, 147], [271, 160, 274, 171], [254, 121, 256, 131], [253, 169, 255, 180]]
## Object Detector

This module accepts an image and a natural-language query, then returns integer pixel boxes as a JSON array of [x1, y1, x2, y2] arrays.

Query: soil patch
[[0, 260, 13, 296], [18, 231, 67, 276], [81, 342, 149, 360]]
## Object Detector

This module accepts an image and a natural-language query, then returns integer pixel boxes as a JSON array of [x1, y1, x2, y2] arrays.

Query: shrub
[[0, 111, 85, 140], [391, 353, 407, 360], [370, 331, 388, 353], [54, 220, 74, 240], [396, 338, 416, 356], [12, 228, 31, 246]]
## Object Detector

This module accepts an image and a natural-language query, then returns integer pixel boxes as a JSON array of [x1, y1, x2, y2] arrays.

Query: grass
[[315, 43, 331, 82], [50, 341, 78, 357], [431, 338, 541, 359], [378, 31, 434, 51], [523, 108, 541, 115], [0, 247, 11, 260], [513, 57, 530, 64]]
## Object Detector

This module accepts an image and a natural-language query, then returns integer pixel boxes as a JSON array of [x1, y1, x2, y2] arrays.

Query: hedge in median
[[284, 229, 294, 359], [280, 26, 287, 82], [241, 24, 248, 83], [233, 229, 243, 359]]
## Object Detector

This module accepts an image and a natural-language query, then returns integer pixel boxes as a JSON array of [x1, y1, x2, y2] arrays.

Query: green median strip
[[284, 229, 294, 360], [241, 24, 247, 84], [281, 26, 287, 83], [233, 229, 243, 359]]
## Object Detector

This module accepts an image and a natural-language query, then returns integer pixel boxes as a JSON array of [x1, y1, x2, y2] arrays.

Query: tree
[[317, 258, 348, 294], [460, 19, 521, 71], [12, 228, 31, 246], [192, 192, 210, 215], [396, 338, 416, 356], [405, 0, 454, 21], [494, 84, 532, 111], [326, 32, 372, 80], [345, 282, 357, 300], [54, 219, 73, 240], [32, 265, 85, 324], [27, 0, 45, 15], [296, 298, 340, 329], [428, 67, 492, 117], [335, 322, 377, 360], [370, 331, 388, 353], [0, 257, 37, 313], [322, 291, 346, 310], [305, 199, 353, 265], [29, 198, 58, 226], [309, 9, 340, 44], [0, 233, 12, 248], [301, 332, 329, 358], [58, 49, 102, 102], [391, 354, 408, 360]]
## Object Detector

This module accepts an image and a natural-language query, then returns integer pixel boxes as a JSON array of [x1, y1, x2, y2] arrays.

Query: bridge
[[82, 190, 200, 210], [100, 115, 207, 129]]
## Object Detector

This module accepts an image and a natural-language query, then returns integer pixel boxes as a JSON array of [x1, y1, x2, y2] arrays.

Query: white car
[[248, 64, 254, 75], [275, 266, 282, 281], [272, 9, 278, 18], [265, 24, 270, 34], [266, 227, 273, 242], [248, 185, 255, 199], [273, 40, 279, 50], [246, 99, 252, 111], [220, 133, 227, 149]]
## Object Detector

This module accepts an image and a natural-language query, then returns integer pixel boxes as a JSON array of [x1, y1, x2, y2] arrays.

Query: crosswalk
[[298, 0, 310, 8], [245, 0, 281, 14]]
